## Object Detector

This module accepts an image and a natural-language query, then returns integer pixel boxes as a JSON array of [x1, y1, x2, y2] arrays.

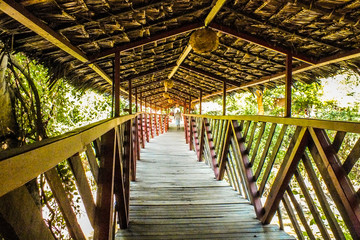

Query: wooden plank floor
[[115, 127, 295, 240]]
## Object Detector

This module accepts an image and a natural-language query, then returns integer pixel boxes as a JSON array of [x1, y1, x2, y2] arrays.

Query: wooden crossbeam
[[193, 46, 360, 103], [191, 52, 260, 78], [90, 23, 203, 60], [171, 77, 207, 93], [133, 78, 167, 89], [295, 0, 358, 26], [167, 0, 227, 80], [181, 64, 241, 87], [210, 23, 316, 64], [225, 7, 342, 51], [0, 0, 127, 92], [123, 64, 176, 83], [169, 87, 197, 99], [137, 86, 164, 95]]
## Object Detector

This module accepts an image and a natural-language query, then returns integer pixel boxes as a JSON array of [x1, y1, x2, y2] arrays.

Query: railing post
[[184, 115, 188, 144], [203, 118, 219, 177], [114, 126, 128, 229], [94, 129, 116, 240], [149, 114, 153, 139], [131, 119, 137, 180], [145, 114, 149, 143]]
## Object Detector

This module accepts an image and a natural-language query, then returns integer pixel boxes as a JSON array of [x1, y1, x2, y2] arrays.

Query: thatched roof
[[0, 0, 359, 107]]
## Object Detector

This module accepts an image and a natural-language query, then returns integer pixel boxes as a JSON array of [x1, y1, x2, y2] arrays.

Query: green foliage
[[2, 52, 112, 239]]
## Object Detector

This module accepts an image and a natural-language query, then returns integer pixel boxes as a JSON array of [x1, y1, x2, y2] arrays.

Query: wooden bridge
[[1, 113, 359, 239], [115, 127, 293, 240]]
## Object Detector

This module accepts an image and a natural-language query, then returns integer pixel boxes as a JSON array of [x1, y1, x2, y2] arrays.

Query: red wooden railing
[[0, 113, 169, 240], [184, 114, 360, 240]]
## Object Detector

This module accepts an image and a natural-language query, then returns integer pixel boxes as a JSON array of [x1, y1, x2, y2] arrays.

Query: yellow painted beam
[[205, 0, 227, 26], [0, 0, 127, 93]]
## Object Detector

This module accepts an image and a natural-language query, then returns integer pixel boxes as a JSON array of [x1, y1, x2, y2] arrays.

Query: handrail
[[0, 112, 170, 240], [184, 114, 360, 239], [185, 114, 360, 133]]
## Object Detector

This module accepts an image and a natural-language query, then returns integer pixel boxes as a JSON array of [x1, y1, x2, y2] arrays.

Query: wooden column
[[285, 54, 292, 117], [135, 87, 138, 113], [114, 52, 120, 117], [223, 80, 226, 116], [188, 96, 191, 114], [128, 79, 132, 114], [199, 89, 203, 115], [140, 93, 142, 112]]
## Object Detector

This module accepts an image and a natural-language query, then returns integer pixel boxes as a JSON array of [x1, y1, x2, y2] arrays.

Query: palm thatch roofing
[[0, 0, 359, 108]]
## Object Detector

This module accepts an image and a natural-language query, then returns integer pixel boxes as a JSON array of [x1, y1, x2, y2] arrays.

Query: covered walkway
[[115, 127, 293, 240]]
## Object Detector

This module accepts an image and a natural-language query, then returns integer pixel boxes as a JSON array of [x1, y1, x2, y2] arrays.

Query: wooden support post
[[285, 54, 292, 117], [128, 79, 132, 114], [94, 129, 116, 240], [140, 93, 142, 112], [68, 154, 96, 227], [200, 89, 203, 114], [262, 127, 309, 224], [189, 116, 193, 151], [198, 118, 205, 161], [131, 119, 137, 180], [223, 80, 226, 115], [0, 186, 55, 240], [123, 121, 131, 226], [114, 52, 120, 117], [184, 116, 189, 144], [204, 118, 219, 177], [135, 87, 138, 113], [113, 129, 128, 229], [188, 96, 191, 114], [231, 120, 263, 219]]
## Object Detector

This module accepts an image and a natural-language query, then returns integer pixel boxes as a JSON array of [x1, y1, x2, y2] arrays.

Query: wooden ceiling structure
[[0, 0, 360, 111]]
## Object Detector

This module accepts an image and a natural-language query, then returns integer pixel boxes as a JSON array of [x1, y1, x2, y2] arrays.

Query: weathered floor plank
[[115, 128, 294, 240]]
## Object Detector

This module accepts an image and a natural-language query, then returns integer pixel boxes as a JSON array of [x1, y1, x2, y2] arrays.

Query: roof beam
[[0, 0, 126, 92], [224, 7, 342, 51], [295, 1, 359, 26], [181, 63, 241, 87], [133, 78, 166, 89], [169, 87, 197, 99], [209, 22, 316, 64], [190, 52, 260, 78], [172, 77, 208, 93], [167, 0, 227, 80], [137, 86, 164, 95], [193, 47, 360, 102], [122, 64, 176, 82], [90, 22, 203, 61]]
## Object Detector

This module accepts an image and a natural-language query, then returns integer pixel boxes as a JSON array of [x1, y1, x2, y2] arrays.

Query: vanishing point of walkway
[[115, 128, 294, 240]]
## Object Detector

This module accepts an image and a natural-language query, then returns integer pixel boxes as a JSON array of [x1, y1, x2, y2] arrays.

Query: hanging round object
[[163, 92, 170, 98], [168, 99, 173, 104], [190, 28, 219, 53], [164, 79, 174, 89]]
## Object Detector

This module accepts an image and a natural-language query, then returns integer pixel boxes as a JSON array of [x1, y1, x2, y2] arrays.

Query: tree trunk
[[255, 90, 264, 115], [0, 53, 18, 150]]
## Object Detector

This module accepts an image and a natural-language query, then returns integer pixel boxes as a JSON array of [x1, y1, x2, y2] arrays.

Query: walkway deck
[[115, 128, 294, 240]]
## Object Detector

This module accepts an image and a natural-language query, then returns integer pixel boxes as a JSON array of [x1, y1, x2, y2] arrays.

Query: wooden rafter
[[193, 46, 360, 102], [225, 7, 343, 51], [0, 0, 127, 92], [295, 0, 359, 26], [209, 23, 316, 64], [218, 42, 284, 66], [90, 23, 203, 60], [169, 87, 198, 99], [181, 63, 241, 87], [190, 52, 260, 78], [175, 70, 221, 91], [167, 0, 227, 80], [122, 64, 176, 83]]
